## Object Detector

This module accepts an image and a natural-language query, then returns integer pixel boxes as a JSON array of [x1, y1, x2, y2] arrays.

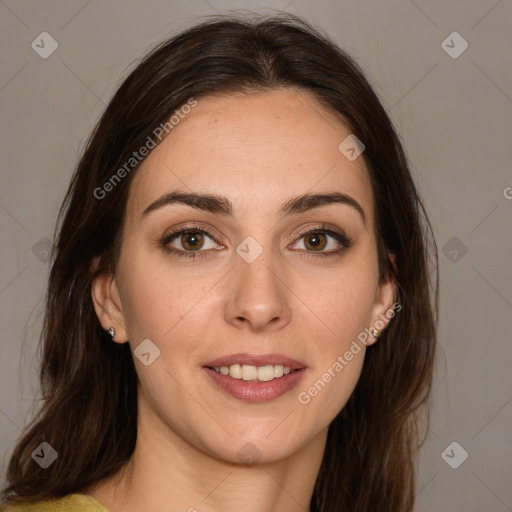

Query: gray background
[[1, 1, 511, 510]]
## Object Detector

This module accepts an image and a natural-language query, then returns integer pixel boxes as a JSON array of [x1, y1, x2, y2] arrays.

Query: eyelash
[[160, 223, 352, 260]]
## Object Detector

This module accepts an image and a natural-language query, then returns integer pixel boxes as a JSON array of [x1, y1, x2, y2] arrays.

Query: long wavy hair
[[2, 12, 438, 512]]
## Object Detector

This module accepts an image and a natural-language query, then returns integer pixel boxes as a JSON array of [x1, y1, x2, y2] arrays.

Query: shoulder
[[1, 494, 108, 512]]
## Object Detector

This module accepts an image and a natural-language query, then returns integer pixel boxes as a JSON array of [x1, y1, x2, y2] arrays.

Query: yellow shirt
[[1, 494, 108, 512]]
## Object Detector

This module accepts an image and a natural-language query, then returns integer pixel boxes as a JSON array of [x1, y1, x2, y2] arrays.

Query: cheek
[[296, 254, 379, 349], [297, 351, 365, 417], [292, 251, 378, 415], [116, 242, 220, 354], [115, 242, 176, 343], [294, 281, 372, 426]]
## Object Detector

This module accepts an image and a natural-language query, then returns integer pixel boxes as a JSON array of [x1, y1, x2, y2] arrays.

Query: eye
[[291, 225, 352, 258], [160, 225, 223, 259], [160, 223, 351, 260]]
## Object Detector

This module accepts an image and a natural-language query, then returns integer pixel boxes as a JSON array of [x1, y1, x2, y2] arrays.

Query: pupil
[[183, 232, 202, 250], [306, 233, 325, 251], [309, 235, 320, 246]]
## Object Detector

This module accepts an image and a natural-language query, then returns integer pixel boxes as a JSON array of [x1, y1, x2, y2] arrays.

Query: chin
[[197, 422, 317, 466]]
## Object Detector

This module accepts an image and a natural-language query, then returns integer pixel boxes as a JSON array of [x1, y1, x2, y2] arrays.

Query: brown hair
[[2, 12, 438, 511]]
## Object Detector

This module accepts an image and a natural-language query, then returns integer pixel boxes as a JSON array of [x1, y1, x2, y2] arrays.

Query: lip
[[203, 367, 307, 403], [203, 353, 307, 370], [202, 353, 308, 403]]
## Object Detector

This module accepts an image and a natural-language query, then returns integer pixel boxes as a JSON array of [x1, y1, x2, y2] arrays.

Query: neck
[[87, 398, 326, 512]]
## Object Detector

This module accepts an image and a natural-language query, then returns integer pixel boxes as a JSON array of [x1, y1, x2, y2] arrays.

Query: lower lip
[[203, 367, 307, 403]]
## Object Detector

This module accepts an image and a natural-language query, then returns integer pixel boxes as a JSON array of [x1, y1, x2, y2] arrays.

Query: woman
[[1, 12, 438, 512]]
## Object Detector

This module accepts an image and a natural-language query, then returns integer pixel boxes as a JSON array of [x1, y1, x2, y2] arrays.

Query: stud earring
[[105, 327, 116, 339], [370, 328, 381, 339]]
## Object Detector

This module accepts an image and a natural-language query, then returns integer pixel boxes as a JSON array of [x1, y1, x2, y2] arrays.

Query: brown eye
[[292, 226, 352, 257], [180, 231, 205, 251], [303, 232, 327, 251], [162, 227, 220, 257]]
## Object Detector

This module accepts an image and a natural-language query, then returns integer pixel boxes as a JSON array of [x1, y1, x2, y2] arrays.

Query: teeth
[[257, 365, 274, 382], [229, 364, 242, 379], [216, 364, 294, 382], [241, 365, 258, 381], [274, 364, 284, 378]]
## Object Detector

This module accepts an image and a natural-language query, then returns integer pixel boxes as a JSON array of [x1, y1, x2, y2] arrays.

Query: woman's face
[[94, 88, 396, 464]]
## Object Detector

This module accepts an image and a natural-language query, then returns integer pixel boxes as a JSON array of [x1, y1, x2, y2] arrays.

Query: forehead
[[128, 88, 374, 224]]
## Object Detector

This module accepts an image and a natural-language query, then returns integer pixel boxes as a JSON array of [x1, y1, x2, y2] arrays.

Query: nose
[[224, 247, 292, 333]]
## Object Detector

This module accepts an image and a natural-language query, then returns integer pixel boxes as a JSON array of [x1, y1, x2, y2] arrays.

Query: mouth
[[203, 353, 307, 403], [206, 363, 299, 382]]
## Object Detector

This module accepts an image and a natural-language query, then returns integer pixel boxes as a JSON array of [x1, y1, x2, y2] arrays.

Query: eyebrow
[[142, 190, 366, 225]]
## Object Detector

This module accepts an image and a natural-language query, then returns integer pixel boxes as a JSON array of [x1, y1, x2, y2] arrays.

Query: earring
[[105, 327, 116, 339], [370, 328, 381, 339]]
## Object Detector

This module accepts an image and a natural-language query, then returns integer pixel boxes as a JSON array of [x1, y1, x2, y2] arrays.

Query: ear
[[91, 256, 128, 344], [367, 252, 398, 346]]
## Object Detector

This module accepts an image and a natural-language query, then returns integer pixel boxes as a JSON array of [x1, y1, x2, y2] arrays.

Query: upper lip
[[203, 353, 307, 370]]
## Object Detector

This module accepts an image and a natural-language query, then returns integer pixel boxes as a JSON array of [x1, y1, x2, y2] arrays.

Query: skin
[[88, 88, 397, 512]]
